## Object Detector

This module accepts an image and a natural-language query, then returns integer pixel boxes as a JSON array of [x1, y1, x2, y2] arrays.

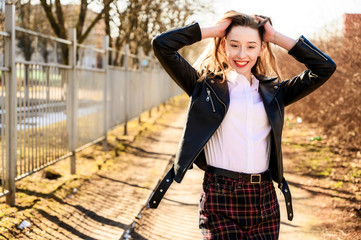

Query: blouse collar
[[226, 70, 259, 91]]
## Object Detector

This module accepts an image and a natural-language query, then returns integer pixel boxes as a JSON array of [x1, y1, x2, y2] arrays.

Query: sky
[[28, 0, 361, 39], [190, 0, 361, 39]]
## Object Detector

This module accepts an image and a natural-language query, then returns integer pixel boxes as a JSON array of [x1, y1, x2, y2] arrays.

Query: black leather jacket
[[150, 22, 336, 221]]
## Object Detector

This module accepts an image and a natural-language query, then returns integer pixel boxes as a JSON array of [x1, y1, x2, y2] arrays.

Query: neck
[[229, 70, 252, 84], [244, 73, 252, 84]]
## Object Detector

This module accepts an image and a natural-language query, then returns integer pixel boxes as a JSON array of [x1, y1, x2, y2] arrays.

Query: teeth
[[235, 61, 248, 67]]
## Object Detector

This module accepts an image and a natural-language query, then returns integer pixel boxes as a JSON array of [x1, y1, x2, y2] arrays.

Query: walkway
[[1, 97, 354, 239], [130, 166, 329, 240]]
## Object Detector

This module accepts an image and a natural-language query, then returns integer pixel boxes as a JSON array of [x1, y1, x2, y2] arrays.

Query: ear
[[220, 38, 226, 52]]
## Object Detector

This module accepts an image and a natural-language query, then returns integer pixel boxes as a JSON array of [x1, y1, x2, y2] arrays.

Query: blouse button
[[274, 85, 278, 90]]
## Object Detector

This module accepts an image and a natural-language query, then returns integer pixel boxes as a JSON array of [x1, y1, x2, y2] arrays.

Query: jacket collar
[[258, 75, 280, 106], [204, 74, 279, 107]]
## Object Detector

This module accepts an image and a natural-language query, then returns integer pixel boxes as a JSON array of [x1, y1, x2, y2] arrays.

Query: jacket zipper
[[205, 82, 227, 111], [300, 37, 328, 61], [274, 97, 283, 119], [274, 96, 284, 185], [206, 88, 216, 113]]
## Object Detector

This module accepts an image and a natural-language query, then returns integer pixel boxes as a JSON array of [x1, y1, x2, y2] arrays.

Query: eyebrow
[[230, 40, 258, 44]]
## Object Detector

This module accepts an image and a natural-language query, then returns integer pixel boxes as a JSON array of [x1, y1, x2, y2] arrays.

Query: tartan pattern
[[199, 170, 280, 240]]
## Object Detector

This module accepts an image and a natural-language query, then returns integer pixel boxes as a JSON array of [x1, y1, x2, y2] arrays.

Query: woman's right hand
[[201, 19, 232, 40], [214, 19, 232, 38]]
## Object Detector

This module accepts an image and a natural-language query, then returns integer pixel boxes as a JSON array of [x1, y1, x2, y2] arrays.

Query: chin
[[235, 69, 249, 76]]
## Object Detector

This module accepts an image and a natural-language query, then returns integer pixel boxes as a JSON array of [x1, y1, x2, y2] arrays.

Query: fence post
[[148, 56, 153, 118], [138, 47, 144, 124], [103, 36, 109, 150], [123, 44, 129, 135], [148, 58, 152, 118], [67, 28, 78, 174], [5, 3, 17, 206]]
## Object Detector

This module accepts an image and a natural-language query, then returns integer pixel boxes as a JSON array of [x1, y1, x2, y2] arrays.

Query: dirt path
[[0, 96, 359, 239], [0, 99, 188, 239], [130, 163, 338, 240], [131, 166, 203, 240], [130, 166, 335, 240], [129, 112, 359, 239]]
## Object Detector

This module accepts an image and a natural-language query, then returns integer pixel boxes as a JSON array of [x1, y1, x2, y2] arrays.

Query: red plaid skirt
[[199, 169, 280, 240]]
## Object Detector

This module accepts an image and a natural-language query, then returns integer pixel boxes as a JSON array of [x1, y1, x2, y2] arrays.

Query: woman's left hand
[[256, 16, 277, 44], [256, 16, 297, 50]]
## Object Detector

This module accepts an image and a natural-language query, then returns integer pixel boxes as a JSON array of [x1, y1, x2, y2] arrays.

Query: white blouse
[[204, 71, 271, 174]]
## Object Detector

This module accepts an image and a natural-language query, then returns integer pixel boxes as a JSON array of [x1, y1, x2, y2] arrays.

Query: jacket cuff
[[288, 35, 332, 62], [185, 22, 202, 44]]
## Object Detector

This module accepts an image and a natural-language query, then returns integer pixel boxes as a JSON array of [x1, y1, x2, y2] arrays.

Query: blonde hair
[[194, 10, 280, 81]]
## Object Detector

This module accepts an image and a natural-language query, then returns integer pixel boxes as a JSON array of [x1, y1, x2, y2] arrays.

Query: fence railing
[[0, 4, 182, 204]]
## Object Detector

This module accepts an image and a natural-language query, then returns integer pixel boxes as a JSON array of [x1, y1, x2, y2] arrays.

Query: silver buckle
[[251, 174, 261, 183]]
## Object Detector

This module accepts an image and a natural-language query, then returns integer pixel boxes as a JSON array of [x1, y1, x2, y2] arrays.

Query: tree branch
[[39, 0, 61, 37], [55, 0, 67, 39], [78, 0, 114, 43], [76, 0, 88, 40]]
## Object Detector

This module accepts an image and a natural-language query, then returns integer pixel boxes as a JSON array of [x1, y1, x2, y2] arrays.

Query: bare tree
[[276, 14, 361, 152], [16, 0, 36, 103], [17, 0, 34, 61], [39, 0, 115, 64], [110, 0, 209, 65]]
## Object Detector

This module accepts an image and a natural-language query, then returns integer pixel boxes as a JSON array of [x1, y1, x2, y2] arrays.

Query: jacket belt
[[280, 178, 294, 221], [147, 166, 175, 208]]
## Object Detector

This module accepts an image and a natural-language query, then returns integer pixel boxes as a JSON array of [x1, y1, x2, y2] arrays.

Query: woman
[[148, 10, 336, 239]]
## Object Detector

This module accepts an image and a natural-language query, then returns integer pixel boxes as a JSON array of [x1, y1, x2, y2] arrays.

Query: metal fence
[[0, 4, 182, 204]]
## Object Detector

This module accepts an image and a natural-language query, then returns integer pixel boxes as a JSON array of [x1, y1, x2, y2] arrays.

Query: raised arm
[[258, 17, 336, 106], [258, 16, 297, 51], [152, 23, 202, 96], [152, 20, 232, 95], [281, 36, 336, 106]]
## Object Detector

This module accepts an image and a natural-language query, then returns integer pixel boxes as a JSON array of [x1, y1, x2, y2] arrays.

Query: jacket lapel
[[258, 77, 283, 143], [204, 76, 279, 109], [258, 78, 280, 106]]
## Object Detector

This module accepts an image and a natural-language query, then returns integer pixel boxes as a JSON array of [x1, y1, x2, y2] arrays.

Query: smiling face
[[224, 25, 264, 81]]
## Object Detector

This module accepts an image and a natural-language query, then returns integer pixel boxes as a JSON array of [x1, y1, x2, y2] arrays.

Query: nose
[[237, 47, 246, 58]]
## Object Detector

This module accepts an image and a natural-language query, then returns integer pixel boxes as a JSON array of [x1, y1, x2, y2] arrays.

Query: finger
[[220, 19, 232, 26], [217, 19, 232, 31], [255, 15, 265, 21], [255, 15, 269, 25]]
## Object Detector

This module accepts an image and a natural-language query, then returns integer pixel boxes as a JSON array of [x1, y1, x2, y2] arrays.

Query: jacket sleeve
[[152, 22, 202, 96], [281, 36, 337, 106]]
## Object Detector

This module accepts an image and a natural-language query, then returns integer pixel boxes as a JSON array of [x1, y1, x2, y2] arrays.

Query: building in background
[[314, 13, 361, 39], [343, 13, 361, 38], [4, 3, 106, 68]]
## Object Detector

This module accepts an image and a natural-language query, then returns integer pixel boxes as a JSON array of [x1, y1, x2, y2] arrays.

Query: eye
[[231, 44, 239, 48], [248, 46, 256, 49]]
